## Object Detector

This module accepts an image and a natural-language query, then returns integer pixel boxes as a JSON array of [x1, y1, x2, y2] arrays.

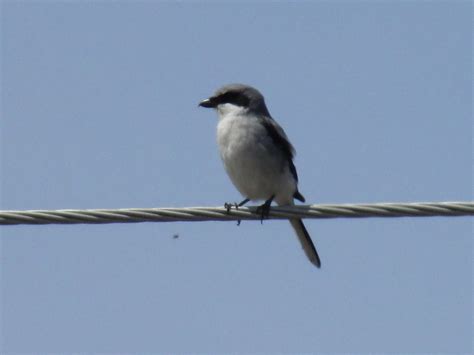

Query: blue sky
[[1, 1, 472, 353]]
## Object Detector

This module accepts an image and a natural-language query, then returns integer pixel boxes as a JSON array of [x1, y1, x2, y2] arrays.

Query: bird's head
[[199, 84, 270, 117]]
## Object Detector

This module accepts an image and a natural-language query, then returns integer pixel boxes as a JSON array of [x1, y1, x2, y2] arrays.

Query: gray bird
[[199, 84, 321, 268]]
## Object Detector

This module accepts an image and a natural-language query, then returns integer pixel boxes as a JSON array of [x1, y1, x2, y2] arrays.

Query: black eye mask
[[216, 91, 250, 107]]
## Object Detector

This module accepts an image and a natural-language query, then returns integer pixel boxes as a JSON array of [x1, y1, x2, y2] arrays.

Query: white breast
[[216, 104, 296, 204]]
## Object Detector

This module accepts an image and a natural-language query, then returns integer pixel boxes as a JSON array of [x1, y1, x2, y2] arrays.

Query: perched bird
[[199, 84, 321, 268]]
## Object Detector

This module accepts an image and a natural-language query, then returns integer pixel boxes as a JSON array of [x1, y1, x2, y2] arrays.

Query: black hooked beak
[[198, 96, 217, 108]]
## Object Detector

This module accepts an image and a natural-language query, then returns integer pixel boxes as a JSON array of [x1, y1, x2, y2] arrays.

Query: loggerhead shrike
[[199, 84, 321, 268]]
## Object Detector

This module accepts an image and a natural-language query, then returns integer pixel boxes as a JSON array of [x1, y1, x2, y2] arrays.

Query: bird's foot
[[224, 202, 243, 226], [224, 202, 237, 213], [224, 198, 250, 212], [255, 195, 275, 224], [225, 198, 250, 226]]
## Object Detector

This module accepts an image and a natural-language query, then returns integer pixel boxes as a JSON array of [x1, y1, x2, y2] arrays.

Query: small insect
[[172, 234, 179, 239]]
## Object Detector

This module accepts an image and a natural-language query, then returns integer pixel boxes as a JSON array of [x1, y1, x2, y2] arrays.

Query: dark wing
[[258, 116, 298, 182]]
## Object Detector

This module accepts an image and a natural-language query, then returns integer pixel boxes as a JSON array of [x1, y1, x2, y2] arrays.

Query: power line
[[0, 201, 472, 226]]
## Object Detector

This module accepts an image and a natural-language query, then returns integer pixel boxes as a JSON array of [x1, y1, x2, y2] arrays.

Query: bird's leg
[[237, 198, 250, 207], [256, 195, 275, 224]]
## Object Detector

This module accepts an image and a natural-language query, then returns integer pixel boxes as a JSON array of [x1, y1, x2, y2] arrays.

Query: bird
[[199, 83, 321, 268]]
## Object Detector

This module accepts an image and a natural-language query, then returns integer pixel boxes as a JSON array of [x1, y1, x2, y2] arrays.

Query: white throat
[[216, 103, 248, 119]]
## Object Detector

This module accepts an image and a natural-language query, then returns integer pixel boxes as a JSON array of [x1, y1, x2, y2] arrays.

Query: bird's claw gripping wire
[[224, 198, 250, 226], [255, 195, 275, 224], [224, 202, 236, 213]]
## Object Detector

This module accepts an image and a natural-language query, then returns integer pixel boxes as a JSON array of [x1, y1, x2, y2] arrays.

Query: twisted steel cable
[[0, 201, 472, 226]]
